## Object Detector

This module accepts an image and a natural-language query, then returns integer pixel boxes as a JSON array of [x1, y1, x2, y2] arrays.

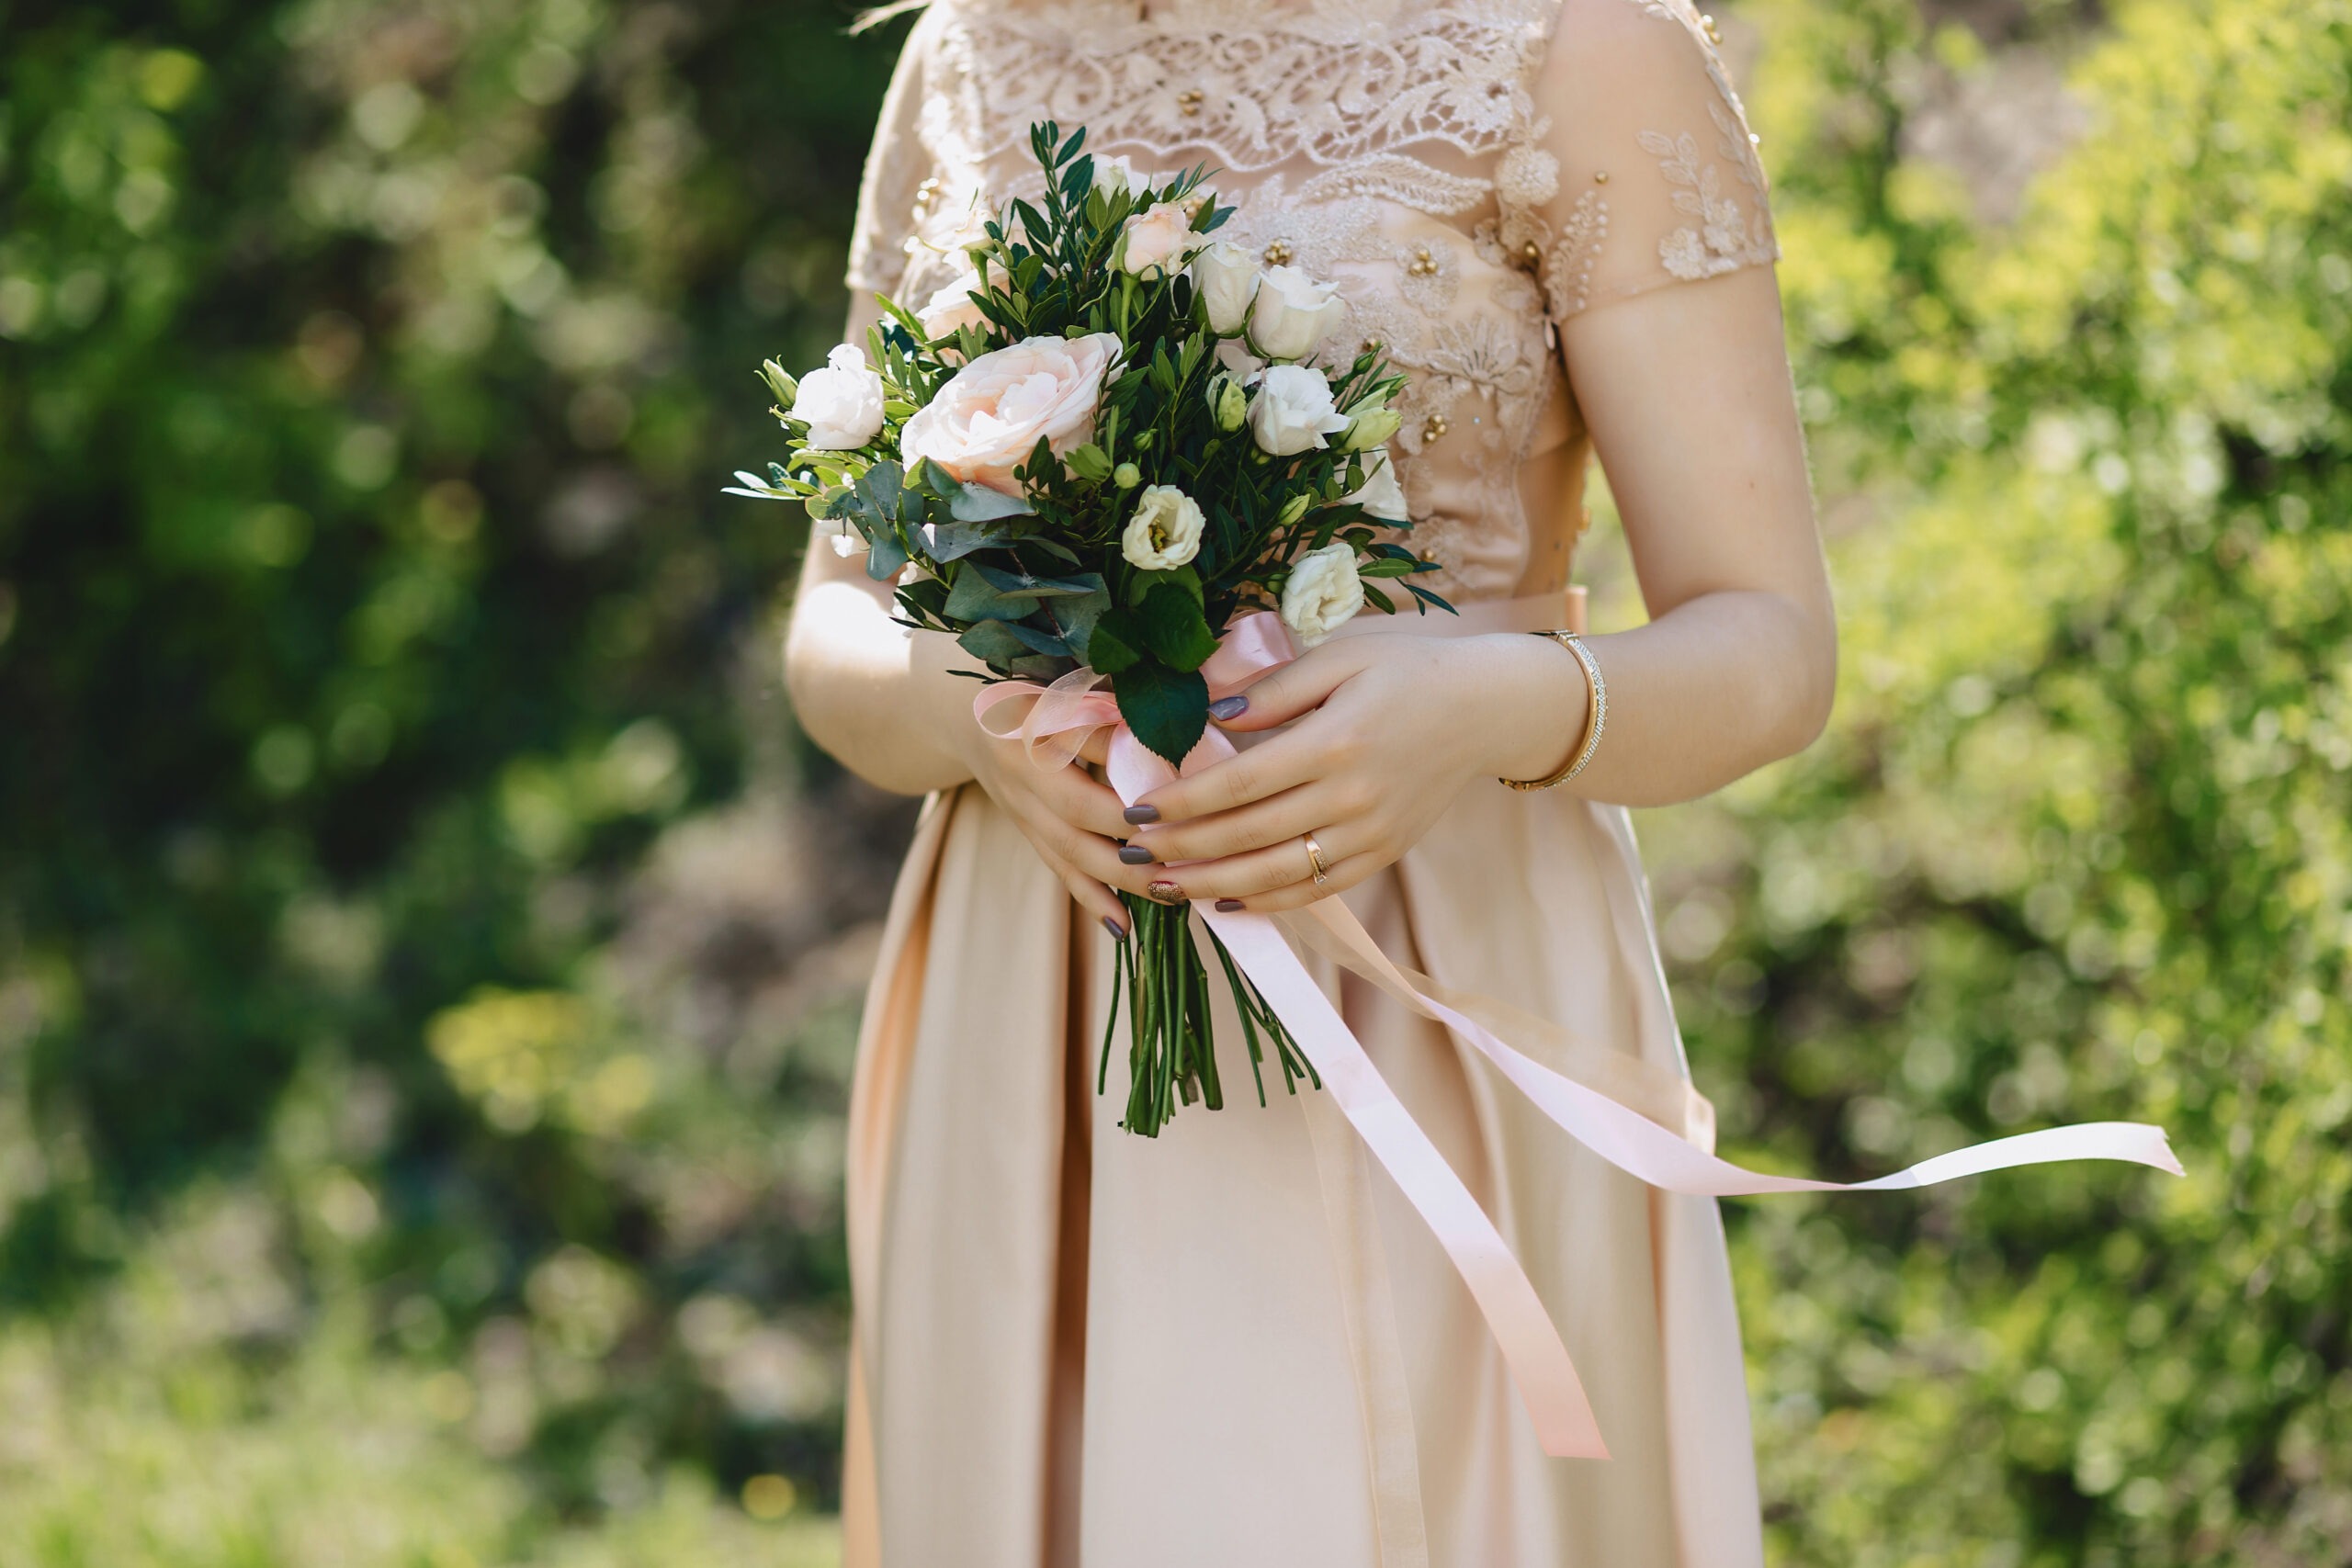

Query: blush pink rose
[[899, 332, 1123, 495]]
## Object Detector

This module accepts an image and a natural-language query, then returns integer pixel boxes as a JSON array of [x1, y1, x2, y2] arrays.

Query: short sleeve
[[1527, 0, 1780, 323], [843, 13, 943, 299]]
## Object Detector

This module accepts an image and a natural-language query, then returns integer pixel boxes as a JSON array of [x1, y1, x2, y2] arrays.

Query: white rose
[[1343, 448, 1409, 522], [1120, 484, 1205, 570], [917, 275, 988, 341], [794, 344, 888, 451], [1188, 241, 1260, 335], [1246, 363, 1351, 457], [1249, 265, 1345, 361], [1120, 203, 1204, 277], [1093, 154, 1154, 198], [1281, 541, 1364, 647], [899, 332, 1122, 495]]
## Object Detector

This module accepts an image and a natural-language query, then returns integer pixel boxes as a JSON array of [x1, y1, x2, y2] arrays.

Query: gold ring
[[1303, 831, 1330, 886]]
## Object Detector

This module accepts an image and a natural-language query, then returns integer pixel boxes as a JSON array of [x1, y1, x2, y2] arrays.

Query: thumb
[[1209, 639, 1367, 732]]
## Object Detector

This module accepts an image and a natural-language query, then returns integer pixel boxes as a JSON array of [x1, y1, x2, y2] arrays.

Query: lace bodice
[[845, 0, 1778, 603]]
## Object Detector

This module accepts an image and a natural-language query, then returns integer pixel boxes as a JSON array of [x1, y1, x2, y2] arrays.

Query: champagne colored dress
[[833, 2, 1782, 1561]]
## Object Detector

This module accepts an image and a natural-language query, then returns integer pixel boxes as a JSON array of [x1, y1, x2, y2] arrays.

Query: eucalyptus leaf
[[864, 530, 910, 582], [956, 620, 1030, 670], [944, 569, 1040, 623], [949, 483, 1035, 523], [973, 563, 1105, 600]]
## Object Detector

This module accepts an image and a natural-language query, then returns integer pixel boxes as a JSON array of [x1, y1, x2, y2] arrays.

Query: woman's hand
[[955, 721, 1163, 937], [1120, 632, 1591, 911]]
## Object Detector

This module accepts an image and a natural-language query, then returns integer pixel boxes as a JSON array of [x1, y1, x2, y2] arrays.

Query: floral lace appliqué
[[1638, 99, 1773, 281]]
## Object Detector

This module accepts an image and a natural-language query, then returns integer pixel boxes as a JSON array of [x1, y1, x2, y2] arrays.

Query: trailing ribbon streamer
[[972, 616, 2184, 1461]]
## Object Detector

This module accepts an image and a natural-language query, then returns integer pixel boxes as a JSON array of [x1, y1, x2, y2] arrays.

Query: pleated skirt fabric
[[838, 769, 1765, 1568]]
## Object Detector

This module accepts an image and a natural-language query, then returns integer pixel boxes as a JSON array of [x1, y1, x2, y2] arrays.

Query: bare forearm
[[783, 574, 981, 796], [1486, 588, 1835, 807]]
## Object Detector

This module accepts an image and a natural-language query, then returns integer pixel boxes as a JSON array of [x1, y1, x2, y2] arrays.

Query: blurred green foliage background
[[0, 0, 2345, 1562]]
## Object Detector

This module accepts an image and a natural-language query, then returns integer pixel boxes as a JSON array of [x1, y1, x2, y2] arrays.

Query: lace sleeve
[[1529, 0, 1779, 323], [844, 13, 943, 299]]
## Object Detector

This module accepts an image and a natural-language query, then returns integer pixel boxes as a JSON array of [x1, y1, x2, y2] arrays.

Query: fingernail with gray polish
[[1102, 916, 1128, 941], [1215, 898, 1245, 912], [1123, 804, 1161, 825], [1208, 694, 1250, 721], [1118, 843, 1156, 864]]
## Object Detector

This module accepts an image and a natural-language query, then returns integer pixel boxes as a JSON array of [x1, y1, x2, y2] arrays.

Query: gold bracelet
[[1501, 629, 1606, 791]]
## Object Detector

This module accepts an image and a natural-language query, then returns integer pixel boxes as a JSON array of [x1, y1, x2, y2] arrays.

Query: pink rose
[[899, 332, 1123, 495], [1119, 203, 1204, 278]]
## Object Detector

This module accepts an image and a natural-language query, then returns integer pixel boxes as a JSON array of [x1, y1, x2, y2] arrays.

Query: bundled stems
[[1102, 891, 1315, 1138]]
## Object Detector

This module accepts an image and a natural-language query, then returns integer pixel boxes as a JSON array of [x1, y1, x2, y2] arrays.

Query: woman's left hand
[[1123, 630, 1589, 911]]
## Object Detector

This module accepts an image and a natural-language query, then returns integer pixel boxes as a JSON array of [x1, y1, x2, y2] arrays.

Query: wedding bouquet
[[732, 122, 1449, 1135]]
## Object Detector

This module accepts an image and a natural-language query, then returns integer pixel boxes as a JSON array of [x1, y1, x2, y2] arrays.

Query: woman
[[785, 0, 1831, 1560]]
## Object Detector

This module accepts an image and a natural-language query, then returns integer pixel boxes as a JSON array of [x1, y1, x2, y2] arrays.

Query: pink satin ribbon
[[971, 612, 2184, 1461]]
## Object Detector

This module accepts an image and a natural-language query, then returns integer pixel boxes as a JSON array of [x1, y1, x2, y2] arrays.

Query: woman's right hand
[[955, 723, 1158, 937]]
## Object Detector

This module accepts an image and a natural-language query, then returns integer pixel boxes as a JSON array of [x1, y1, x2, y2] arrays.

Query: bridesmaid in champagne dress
[[783, 0, 1831, 1562]]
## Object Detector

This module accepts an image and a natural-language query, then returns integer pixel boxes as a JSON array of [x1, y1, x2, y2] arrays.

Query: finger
[[1033, 761, 1135, 841], [1025, 805, 1160, 898], [1046, 851, 1133, 939], [1207, 638, 1372, 732], [1076, 728, 1114, 768], [1126, 779, 1358, 865], [1131, 723, 1353, 824], [1143, 822, 1371, 903], [1216, 852, 1382, 912]]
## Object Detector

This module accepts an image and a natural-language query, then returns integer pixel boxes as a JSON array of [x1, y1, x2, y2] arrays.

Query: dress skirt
[[836, 612, 1767, 1568]]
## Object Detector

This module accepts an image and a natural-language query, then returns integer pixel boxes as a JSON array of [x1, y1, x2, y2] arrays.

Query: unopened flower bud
[[760, 358, 798, 407], [1341, 404, 1402, 453], [1208, 373, 1248, 433], [1114, 462, 1142, 489], [1276, 492, 1313, 529]]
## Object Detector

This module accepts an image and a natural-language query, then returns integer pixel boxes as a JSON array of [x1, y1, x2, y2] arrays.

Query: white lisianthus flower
[[1249, 265, 1345, 360], [1188, 241, 1260, 335], [794, 344, 888, 450], [1281, 541, 1364, 646], [916, 275, 988, 341], [1120, 203, 1204, 277], [1246, 364, 1351, 457], [1120, 484, 1205, 570], [1214, 339, 1264, 378], [1343, 448, 1409, 522]]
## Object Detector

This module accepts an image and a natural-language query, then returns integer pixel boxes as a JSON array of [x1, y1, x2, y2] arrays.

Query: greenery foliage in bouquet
[[734, 121, 1449, 1134]]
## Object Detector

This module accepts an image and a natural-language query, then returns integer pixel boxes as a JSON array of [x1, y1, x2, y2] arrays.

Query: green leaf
[[1135, 581, 1220, 672], [973, 563, 1105, 600], [956, 620, 1030, 670], [944, 569, 1039, 623], [926, 522, 1011, 561], [1051, 588, 1112, 664], [1114, 660, 1210, 767], [1002, 621, 1073, 660], [947, 483, 1034, 523], [864, 530, 910, 582], [1087, 611, 1143, 674]]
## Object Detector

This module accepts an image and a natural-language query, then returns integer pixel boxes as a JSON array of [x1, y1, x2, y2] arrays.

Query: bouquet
[[732, 123, 1450, 1136]]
